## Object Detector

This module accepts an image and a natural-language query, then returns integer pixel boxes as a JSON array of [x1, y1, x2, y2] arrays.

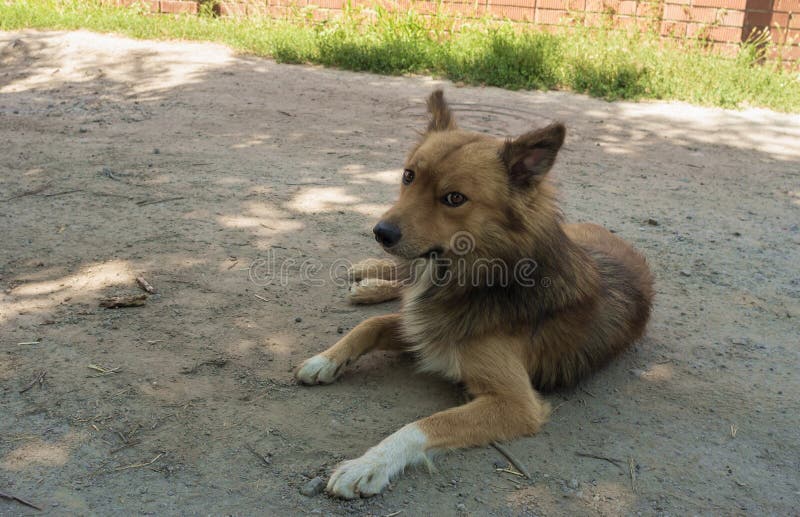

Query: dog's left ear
[[426, 89, 457, 132], [500, 123, 566, 188]]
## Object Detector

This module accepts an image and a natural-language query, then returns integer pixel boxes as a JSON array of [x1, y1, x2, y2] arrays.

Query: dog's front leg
[[327, 357, 549, 498], [295, 313, 406, 385]]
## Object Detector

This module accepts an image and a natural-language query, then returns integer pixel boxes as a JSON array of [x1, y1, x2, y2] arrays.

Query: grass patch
[[1, 0, 799, 111]]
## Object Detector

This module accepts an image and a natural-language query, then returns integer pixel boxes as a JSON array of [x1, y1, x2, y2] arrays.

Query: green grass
[[2, 0, 799, 111]]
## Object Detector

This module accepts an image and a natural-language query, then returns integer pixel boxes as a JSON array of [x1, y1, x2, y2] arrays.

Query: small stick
[[87, 364, 120, 375], [0, 490, 42, 511], [44, 189, 83, 197], [112, 452, 163, 472], [19, 370, 47, 394], [244, 443, 272, 466], [491, 442, 532, 480], [110, 440, 141, 454], [495, 466, 525, 478], [1, 182, 52, 202], [384, 511, 404, 517], [135, 197, 184, 206], [254, 294, 269, 302], [575, 452, 626, 472], [135, 276, 156, 294], [579, 386, 596, 398], [17, 341, 41, 345], [628, 457, 637, 492], [730, 423, 738, 438]]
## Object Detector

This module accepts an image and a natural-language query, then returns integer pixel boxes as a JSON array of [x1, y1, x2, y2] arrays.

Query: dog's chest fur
[[400, 261, 464, 381]]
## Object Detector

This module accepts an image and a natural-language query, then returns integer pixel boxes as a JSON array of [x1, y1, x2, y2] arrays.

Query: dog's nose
[[373, 221, 402, 248]]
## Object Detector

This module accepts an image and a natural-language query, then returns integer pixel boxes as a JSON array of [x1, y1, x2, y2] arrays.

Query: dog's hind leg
[[348, 258, 399, 282], [295, 313, 407, 385], [348, 278, 402, 304]]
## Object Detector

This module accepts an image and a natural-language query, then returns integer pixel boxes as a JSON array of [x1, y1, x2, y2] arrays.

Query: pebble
[[337, 327, 344, 334], [568, 478, 580, 489], [647, 218, 659, 226], [456, 503, 466, 512], [680, 270, 692, 277], [300, 476, 325, 497], [295, 317, 302, 323]]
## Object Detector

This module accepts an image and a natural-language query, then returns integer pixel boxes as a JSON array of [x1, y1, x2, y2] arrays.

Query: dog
[[295, 90, 654, 499]]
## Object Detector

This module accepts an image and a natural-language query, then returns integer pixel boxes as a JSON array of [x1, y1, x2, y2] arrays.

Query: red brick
[[314, 0, 344, 7], [247, 4, 269, 16], [663, 4, 690, 20], [617, 0, 636, 15], [711, 41, 740, 56], [660, 19, 688, 35], [692, 0, 745, 8], [490, 0, 538, 7], [771, 12, 790, 26], [159, 0, 198, 14], [790, 13, 800, 28], [687, 22, 742, 40], [536, 7, 569, 22], [689, 6, 723, 22], [218, 1, 248, 15], [744, 10, 772, 25], [743, 0, 772, 10], [772, 0, 800, 11], [490, 4, 536, 19]]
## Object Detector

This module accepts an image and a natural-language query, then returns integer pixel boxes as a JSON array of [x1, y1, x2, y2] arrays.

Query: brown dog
[[296, 90, 654, 499]]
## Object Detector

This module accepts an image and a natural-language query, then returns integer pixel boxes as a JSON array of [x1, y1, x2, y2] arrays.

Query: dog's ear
[[426, 89, 457, 132], [500, 123, 566, 188]]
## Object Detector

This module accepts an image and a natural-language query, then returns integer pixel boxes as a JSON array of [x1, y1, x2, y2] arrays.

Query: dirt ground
[[1, 29, 799, 516]]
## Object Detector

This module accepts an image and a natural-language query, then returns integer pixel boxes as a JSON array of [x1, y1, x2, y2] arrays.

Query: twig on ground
[[495, 466, 526, 478], [19, 370, 47, 394], [629, 457, 637, 492], [383, 511, 404, 517], [99, 294, 147, 308], [491, 442, 532, 480], [254, 294, 269, 302], [0, 490, 42, 511], [135, 197, 184, 206], [87, 364, 121, 376], [730, 423, 738, 438], [110, 441, 141, 454], [580, 386, 596, 398], [112, 453, 163, 472], [17, 341, 41, 345], [245, 443, 272, 466], [1, 182, 52, 202], [135, 276, 156, 294], [44, 189, 83, 197], [575, 451, 626, 473]]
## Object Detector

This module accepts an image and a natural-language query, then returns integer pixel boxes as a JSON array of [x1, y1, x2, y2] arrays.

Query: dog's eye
[[402, 169, 415, 185], [442, 192, 467, 207]]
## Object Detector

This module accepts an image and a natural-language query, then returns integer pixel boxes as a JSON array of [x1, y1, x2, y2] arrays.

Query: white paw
[[295, 354, 342, 385], [326, 423, 430, 499], [327, 455, 392, 498]]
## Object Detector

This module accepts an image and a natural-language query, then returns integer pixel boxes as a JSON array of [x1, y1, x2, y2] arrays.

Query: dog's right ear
[[426, 89, 457, 132]]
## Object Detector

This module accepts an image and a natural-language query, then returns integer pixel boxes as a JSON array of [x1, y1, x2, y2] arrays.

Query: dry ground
[[1, 30, 799, 516]]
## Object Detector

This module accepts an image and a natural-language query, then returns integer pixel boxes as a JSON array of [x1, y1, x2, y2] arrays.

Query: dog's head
[[373, 90, 566, 260]]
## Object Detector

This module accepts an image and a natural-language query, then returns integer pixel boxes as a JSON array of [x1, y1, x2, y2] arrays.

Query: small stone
[[493, 459, 507, 468], [153, 148, 160, 154], [647, 218, 659, 226], [295, 317, 302, 323], [568, 478, 580, 489], [680, 270, 692, 277], [336, 327, 344, 334], [300, 476, 325, 497], [456, 503, 466, 512]]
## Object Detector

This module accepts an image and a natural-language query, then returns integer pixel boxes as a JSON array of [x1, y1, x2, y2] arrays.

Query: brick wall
[[116, 0, 800, 63]]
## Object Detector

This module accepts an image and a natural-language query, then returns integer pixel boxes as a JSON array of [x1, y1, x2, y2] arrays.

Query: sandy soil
[[1, 29, 799, 516]]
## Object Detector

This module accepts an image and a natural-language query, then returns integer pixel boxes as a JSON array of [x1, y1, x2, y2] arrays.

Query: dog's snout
[[373, 221, 402, 248]]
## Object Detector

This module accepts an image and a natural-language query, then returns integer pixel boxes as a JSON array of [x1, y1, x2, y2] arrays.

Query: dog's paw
[[348, 278, 401, 305], [348, 258, 395, 282], [295, 354, 343, 385], [327, 456, 392, 499], [326, 423, 429, 499]]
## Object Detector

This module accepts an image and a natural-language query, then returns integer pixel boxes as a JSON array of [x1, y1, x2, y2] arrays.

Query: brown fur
[[297, 90, 654, 482]]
